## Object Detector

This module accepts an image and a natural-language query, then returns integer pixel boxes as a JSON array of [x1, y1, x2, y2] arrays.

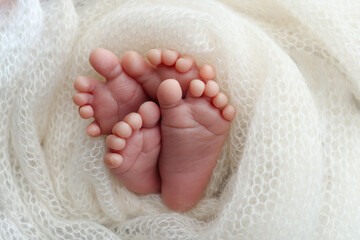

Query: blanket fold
[[0, 0, 359, 239]]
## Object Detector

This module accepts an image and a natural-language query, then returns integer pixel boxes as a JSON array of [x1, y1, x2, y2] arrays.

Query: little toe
[[204, 80, 220, 98], [123, 112, 143, 131], [221, 105, 236, 121], [175, 56, 194, 73], [74, 76, 100, 92], [122, 51, 153, 78], [138, 101, 160, 128], [86, 121, 101, 137], [157, 79, 183, 109], [104, 152, 123, 169], [106, 135, 126, 151], [199, 64, 216, 81], [112, 121, 133, 138], [79, 105, 94, 119], [188, 79, 205, 97], [89, 48, 123, 80], [212, 92, 228, 109], [73, 92, 92, 106], [162, 49, 180, 66], [146, 49, 162, 66]]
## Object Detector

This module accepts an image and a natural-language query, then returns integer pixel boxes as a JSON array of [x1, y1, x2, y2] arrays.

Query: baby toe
[[138, 101, 160, 128], [86, 121, 101, 137], [199, 64, 216, 81], [146, 49, 162, 66], [175, 56, 194, 73], [162, 49, 180, 66], [157, 79, 183, 109], [221, 105, 236, 121], [73, 92, 92, 106], [188, 79, 205, 97], [122, 51, 152, 78], [79, 105, 94, 119], [106, 135, 126, 151], [103, 152, 123, 169], [123, 112, 143, 130], [112, 121, 133, 138], [74, 76, 100, 92], [89, 48, 123, 80], [204, 80, 220, 98], [212, 92, 228, 109]]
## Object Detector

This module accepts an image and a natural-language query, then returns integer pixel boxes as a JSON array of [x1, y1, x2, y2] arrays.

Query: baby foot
[[103, 101, 161, 194], [73, 48, 215, 137], [157, 79, 236, 212], [73, 48, 150, 136]]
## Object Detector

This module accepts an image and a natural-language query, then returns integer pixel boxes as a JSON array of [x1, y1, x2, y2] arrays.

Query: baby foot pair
[[104, 78, 235, 212], [73, 48, 235, 211], [73, 48, 214, 136]]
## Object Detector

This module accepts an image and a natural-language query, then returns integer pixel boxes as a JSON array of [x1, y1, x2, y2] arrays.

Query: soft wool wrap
[[1, 0, 359, 239]]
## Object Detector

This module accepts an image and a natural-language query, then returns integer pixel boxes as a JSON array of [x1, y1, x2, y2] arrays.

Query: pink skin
[[104, 101, 161, 194], [74, 48, 235, 211], [157, 79, 235, 212], [73, 48, 215, 137], [104, 76, 235, 211]]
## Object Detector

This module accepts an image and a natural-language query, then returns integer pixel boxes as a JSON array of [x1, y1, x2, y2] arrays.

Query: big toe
[[157, 79, 182, 108], [89, 48, 123, 80], [138, 101, 160, 128], [121, 51, 152, 78]]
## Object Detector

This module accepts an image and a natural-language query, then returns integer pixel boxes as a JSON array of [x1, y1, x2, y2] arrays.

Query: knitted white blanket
[[1, 0, 359, 239]]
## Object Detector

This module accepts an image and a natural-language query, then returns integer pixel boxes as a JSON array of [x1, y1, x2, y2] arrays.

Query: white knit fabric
[[1, 0, 359, 239]]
